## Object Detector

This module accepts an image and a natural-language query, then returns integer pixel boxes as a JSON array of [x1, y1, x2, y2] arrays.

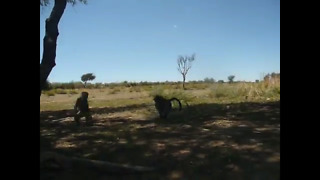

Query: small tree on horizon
[[81, 73, 96, 87], [228, 75, 235, 83], [204, 77, 216, 83], [177, 53, 196, 90]]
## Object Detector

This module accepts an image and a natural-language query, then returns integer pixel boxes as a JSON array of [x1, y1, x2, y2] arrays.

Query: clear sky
[[40, 0, 280, 83]]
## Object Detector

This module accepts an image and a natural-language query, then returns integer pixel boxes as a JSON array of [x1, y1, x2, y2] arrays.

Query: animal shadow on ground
[[40, 101, 280, 180]]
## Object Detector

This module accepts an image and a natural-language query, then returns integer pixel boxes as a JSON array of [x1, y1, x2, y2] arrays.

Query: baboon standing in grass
[[153, 95, 182, 119], [74, 91, 93, 125]]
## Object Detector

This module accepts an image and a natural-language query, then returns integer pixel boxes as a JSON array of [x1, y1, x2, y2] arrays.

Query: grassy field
[[40, 81, 280, 180]]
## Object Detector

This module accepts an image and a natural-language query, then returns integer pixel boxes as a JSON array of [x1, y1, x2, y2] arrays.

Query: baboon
[[153, 95, 182, 119], [74, 91, 93, 125]]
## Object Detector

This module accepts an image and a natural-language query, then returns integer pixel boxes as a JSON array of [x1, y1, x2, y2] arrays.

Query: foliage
[[204, 77, 216, 83], [81, 73, 96, 87], [228, 75, 235, 83]]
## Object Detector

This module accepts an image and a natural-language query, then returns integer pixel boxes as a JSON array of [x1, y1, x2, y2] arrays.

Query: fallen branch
[[40, 151, 155, 174]]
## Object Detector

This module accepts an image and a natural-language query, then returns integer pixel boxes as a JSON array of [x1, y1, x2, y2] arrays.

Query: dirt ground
[[40, 98, 280, 180]]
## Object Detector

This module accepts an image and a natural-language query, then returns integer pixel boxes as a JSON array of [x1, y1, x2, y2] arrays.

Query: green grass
[[41, 80, 280, 112], [207, 81, 280, 101], [69, 89, 78, 94], [44, 90, 56, 96], [109, 87, 122, 94], [90, 97, 150, 108]]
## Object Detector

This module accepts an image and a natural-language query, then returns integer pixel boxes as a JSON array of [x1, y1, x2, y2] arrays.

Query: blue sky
[[40, 0, 280, 83]]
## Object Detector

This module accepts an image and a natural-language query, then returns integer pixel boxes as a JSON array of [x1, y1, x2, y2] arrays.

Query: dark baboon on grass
[[74, 91, 93, 125], [153, 95, 182, 119]]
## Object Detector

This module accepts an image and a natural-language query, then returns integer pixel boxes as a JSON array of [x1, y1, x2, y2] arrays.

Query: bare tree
[[177, 53, 196, 89]]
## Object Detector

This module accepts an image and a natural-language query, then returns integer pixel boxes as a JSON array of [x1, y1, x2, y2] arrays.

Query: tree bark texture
[[40, 0, 67, 96]]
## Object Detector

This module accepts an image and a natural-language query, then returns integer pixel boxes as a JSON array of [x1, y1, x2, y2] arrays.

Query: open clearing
[[40, 87, 280, 180]]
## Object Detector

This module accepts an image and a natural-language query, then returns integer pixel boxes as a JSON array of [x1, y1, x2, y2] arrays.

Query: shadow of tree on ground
[[40, 101, 280, 180]]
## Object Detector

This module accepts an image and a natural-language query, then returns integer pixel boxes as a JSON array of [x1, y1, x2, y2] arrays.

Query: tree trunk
[[182, 75, 186, 90], [40, 0, 67, 96]]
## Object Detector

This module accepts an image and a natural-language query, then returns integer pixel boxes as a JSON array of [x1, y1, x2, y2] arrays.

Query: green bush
[[55, 89, 68, 94], [109, 87, 121, 94], [68, 89, 78, 94], [45, 90, 56, 96]]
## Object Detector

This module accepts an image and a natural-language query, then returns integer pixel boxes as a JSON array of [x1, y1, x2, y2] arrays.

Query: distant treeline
[[43, 73, 279, 90]]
